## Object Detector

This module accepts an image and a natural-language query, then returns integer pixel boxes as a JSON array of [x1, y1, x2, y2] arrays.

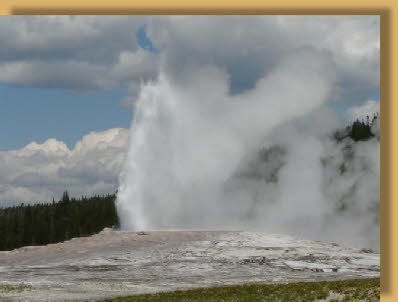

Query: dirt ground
[[0, 230, 379, 301]]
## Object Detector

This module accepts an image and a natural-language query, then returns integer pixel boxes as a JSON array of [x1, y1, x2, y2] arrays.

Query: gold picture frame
[[0, 3, 392, 300]]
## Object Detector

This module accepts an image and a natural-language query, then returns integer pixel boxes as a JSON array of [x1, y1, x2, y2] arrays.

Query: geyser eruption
[[117, 49, 379, 249]]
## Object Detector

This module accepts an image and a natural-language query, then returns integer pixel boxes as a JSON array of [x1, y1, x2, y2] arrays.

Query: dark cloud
[[0, 16, 379, 103], [0, 16, 143, 63]]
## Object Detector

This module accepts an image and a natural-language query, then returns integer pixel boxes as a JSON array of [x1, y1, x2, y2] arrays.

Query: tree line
[[0, 192, 119, 251]]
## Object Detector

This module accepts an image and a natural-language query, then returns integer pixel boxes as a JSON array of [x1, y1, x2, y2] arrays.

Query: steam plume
[[117, 49, 379, 250]]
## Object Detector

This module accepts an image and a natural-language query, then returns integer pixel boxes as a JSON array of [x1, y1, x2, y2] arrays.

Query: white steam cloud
[[346, 99, 380, 122], [116, 49, 379, 250]]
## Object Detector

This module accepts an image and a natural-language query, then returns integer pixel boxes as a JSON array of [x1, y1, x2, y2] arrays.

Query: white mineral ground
[[0, 230, 379, 301]]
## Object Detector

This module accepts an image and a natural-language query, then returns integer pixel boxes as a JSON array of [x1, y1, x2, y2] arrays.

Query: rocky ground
[[0, 230, 379, 301]]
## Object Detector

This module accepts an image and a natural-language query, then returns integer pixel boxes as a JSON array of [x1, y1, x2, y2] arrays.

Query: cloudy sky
[[0, 15, 380, 205]]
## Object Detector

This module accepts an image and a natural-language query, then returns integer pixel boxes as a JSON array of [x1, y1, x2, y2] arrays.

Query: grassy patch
[[0, 284, 32, 293], [103, 278, 380, 302]]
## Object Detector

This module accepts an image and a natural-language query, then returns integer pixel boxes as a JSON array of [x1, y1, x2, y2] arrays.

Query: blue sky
[[0, 25, 157, 151], [0, 83, 131, 150], [0, 23, 166, 151], [137, 25, 160, 53]]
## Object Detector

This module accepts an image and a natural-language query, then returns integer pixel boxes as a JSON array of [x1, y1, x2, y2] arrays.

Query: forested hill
[[0, 192, 119, 251]]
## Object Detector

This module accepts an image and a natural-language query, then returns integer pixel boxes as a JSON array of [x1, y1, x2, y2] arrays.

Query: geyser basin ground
[[0, 231, 379, 301]]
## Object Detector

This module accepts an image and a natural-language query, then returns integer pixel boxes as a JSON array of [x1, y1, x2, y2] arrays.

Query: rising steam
[[116, 49, 379, 250]]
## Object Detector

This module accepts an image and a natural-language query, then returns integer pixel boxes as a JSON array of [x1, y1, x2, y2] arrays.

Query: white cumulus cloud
[[345, 100, 380, 122], [0, 128, 129, 205]]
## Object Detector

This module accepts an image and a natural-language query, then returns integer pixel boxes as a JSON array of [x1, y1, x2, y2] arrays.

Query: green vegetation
[[0, 192, 119, 251], [0, 284, 32, 293], [103, 278, 380, 302], [333, 113, 379, 142]]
